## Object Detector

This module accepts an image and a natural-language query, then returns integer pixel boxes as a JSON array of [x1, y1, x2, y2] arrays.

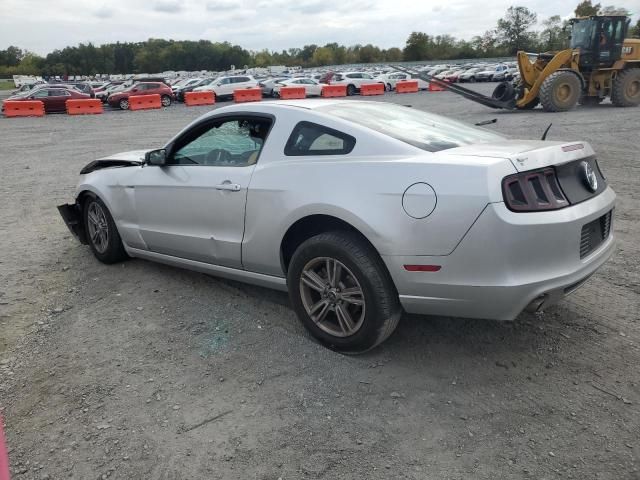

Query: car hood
[[79, 150, 148, 174], [443, 140, 596, 172], [98, 150, 149, 162]]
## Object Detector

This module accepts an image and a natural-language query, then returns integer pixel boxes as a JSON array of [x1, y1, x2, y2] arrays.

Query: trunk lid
[[443, 139, 596, 172]]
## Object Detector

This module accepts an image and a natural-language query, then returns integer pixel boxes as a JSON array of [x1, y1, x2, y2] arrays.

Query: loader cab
[[570, 16, 629, 68]]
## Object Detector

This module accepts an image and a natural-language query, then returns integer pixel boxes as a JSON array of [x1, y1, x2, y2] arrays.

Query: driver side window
[[171, 117, 272, 167]]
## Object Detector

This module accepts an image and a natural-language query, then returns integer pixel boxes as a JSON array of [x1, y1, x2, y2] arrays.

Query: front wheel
[[119, 99, 129, 110], [83, 196, 128, 264], [385, 83, 392, 92], [287, 232, 401, 354], [161, 95, 172, 107], [346, 84, 356, 96], [539, 71, 581, 112]]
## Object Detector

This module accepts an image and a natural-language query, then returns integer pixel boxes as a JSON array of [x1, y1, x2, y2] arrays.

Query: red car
[[4, 86, 90, 113], [107, 82, 174, 110]]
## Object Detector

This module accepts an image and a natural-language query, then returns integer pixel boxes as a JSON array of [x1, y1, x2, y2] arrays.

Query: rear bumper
[[57, 203, 87, 244], [385, 187, 616, 320]]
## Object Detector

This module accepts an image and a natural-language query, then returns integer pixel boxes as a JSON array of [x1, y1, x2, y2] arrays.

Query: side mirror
[[145, 149, 167, 166]]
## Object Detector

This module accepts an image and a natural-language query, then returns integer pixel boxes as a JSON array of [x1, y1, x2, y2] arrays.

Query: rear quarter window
[[284, 121, 356, 156]]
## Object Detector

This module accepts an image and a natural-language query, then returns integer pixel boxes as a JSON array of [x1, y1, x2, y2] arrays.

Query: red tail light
[[502, 167, 569, 212]]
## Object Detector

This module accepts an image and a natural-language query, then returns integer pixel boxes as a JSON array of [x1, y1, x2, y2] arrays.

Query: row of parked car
[[3, 61, 516, 114]]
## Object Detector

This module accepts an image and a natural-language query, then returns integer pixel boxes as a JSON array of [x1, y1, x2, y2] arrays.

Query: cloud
[[93, 5, 113, 18], [205, 0, 236, 11], [153, 0, 183, 13]]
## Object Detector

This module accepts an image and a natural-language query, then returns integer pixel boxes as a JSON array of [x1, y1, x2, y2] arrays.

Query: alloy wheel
[[299, 257, 365, 338], [86, 201, 109, 254]]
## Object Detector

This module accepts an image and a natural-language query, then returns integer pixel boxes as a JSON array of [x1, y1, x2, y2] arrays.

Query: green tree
[[599, 6, 630, 15], [575, 0, 601, 16], [403, 32, 431, 61], [632, 19, 640, 38], [540, 15, 567, 51], [311, 47, 334, 66], [496, 6, 538, 54]]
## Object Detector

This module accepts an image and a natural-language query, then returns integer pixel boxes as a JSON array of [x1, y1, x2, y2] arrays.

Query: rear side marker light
[[404, 265, 441, 272], [502, 167, 569, 212]]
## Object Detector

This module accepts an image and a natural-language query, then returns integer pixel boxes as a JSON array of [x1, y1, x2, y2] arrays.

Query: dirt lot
[[0, 85, 638, 480]]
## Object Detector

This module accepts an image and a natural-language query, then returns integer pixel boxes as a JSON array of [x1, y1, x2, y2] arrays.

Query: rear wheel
[[161, 94, 172, 107], [346, 84, 356, 96], [118, 99, 129, 110], [385, 83, 392, 92], [83, 196, 128, 264], [287, 232, 401, 354], [539, 71, 581, 112], [611, 68, 640, 107]]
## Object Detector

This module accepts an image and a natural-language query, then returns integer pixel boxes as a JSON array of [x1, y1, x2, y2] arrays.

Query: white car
[[330, 72, 378, 96], [193, 75, 258, 99], [273, 78, 323, 97], [58, 100, 615, 353], [375, 73, 428, 91], [458, 68, 483, 83]]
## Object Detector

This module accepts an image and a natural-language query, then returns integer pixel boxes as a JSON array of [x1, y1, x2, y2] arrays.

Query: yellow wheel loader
[[393, 15, 640, 112]]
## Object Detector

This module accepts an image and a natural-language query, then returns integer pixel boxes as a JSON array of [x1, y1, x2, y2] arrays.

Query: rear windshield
[[317, 102, 504, 152]]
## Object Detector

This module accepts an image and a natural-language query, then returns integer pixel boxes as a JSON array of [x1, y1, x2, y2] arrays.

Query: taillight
[[502, 167, 569, 212]]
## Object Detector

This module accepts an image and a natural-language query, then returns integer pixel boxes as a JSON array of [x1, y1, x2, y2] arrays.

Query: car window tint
[[171, 118, 272, 167], [284, 121, 356, 156], [32, 89, 48, 98]]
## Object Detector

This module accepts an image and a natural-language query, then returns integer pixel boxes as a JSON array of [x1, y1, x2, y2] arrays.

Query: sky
[[1, 0, 639, 55]]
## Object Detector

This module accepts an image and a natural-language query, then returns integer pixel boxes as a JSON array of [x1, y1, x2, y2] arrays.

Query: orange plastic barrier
[[428, 82, 446, 92], [395, 81, 419, 94], [321, 84, 347, 98], [129, 94, 162, 111], [66, 99, 103, 115], [360, 83, 385, 96], [2, 100, 45, 117], [279, 86, 306, 99], [184, 91, 215, 106], [234, 88, 262, 103]]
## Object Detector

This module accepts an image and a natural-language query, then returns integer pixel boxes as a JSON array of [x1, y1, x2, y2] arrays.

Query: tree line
[[1, 1, 638, 76]]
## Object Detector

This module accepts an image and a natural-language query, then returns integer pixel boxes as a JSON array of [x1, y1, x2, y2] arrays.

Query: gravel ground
[[0, 84, 639, 480]]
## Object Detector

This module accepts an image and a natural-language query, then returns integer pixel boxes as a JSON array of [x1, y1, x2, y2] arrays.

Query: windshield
[[317, 102, 505, 152], [571, 19, 596, 49]]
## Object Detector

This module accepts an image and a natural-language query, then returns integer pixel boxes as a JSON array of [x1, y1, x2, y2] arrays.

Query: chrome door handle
[[215, 182, 241, 192]]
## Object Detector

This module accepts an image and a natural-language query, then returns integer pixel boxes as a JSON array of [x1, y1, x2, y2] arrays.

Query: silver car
[[58, 100, 615, 352]]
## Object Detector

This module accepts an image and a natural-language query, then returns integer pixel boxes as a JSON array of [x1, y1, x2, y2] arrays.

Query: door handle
[[215, 182, 241, 192]]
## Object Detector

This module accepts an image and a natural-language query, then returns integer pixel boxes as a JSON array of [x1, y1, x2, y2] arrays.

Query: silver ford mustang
[[58, 100, 616, 353]]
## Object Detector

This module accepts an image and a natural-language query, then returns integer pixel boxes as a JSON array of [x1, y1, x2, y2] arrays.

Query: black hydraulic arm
[[390, 65, 516, 110]]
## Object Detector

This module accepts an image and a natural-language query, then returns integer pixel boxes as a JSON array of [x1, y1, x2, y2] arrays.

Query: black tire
[[492, 82, 515, 102], [611, 68, 640, 107], [347, 84, 356, 96], [161, 95, 172, 107], [386, 83, 392, 92], [118, 98, 129, 110], [518, 98, 540, 110], [287, 231, 401, 354], [83, 195, 128, 264], [469, 76, 476, 83], [539, 71, 581, 112]]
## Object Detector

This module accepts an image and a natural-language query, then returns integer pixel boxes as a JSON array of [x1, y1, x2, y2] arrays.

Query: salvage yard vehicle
[[272, 78, 323, 97], [330, 72, 377, 95], [58, 100, 616, 353], [193, 75, 258, 100], [5, 85, 90, 113], [107, 82, 174, 110]]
